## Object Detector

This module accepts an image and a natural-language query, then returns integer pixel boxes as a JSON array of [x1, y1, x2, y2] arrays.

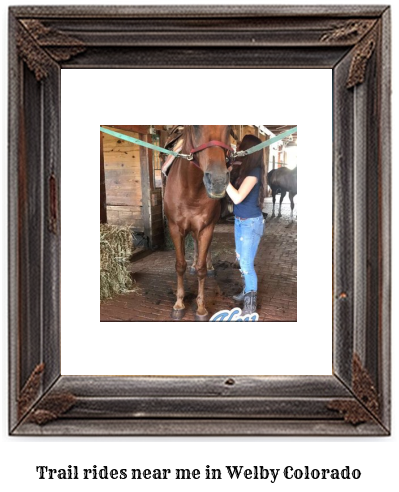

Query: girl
[[226, 134, 266, 315]]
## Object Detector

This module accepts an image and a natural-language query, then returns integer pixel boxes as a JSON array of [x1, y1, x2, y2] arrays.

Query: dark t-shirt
[[233, 167, 263, 219]]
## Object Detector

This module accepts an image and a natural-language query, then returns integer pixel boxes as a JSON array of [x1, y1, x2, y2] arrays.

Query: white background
[[61, 68, 332, 376], [1, 0, 398, 491]]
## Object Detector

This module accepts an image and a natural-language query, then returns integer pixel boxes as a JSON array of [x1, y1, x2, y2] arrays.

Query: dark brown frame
[[9, 5, 391, 435]]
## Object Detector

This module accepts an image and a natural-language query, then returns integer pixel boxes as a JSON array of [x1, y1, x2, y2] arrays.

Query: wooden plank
[[106, 205, 144, 228], [105, 193, 142, 202], [139, 133, 152, 245], [106, 192, 142, 203], [104, 153, 141, 166], [105, 124, 150, 134], [105, 181, 141, 189], [11, 5, 388, 18], [107, 215, 143, 224], [333, 51, 354, 385], [104, 151, 141, 160], [103, 145, 141, 155], [57, 397, 361, 419], [379, 7, 392, 431], [42, 374, 359, 398], [18, 13, 382, 49], [105, 179, 142, 187], [107, 205, 142, 212], [108, 199, 143, 206], [107, 206, 143, 220], [105, 185, 142, 193], [106, 198, 142, 207], [103, 128, 143, 208], [107, 217, 144, 228], [103, 138, 141, 150], [105, 186, 142, 194], [105, 176, 142, 184], [100, 131, 107, 223], [60, 46, 349, 69], [104, 167, 141, 176], [104, 172, 141, 182], [18, 66, 44, 398]]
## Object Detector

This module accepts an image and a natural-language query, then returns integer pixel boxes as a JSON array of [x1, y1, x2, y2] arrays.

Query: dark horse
[[164, 125, 232, 321], [268, 166, 297, 219]]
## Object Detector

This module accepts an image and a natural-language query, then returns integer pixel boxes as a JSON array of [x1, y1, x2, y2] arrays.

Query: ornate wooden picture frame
[[9, 5, 391, 435]]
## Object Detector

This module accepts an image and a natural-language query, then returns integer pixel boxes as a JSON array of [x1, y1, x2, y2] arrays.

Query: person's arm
[[226, 176, 258, 205]]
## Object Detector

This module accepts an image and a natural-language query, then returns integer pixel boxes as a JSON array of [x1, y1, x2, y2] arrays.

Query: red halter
[[188, 140, 235, 169]]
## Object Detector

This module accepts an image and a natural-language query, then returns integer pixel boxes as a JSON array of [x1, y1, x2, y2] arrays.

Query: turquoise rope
[[100, 125, 297, 159], [236, 126, 297, 156], [100, 127, 183, 157]]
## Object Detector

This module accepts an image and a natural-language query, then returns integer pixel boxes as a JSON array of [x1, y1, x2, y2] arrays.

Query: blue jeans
[[234, 215, 264, 293]]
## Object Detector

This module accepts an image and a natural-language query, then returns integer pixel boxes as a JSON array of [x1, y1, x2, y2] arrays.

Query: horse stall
[[100, 125, 297, 323], [100, 125, 164, 248]]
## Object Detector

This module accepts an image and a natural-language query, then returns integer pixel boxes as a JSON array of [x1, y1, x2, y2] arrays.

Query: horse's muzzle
[[203, 171, 230, 199]]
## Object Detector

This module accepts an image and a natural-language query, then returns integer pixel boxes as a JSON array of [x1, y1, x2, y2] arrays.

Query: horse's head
[[186, 125, 232, 199]]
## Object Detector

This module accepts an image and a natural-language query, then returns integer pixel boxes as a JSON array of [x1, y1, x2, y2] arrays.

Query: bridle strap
[[189, 140, 235, 170], [190, 140, 234, 155]]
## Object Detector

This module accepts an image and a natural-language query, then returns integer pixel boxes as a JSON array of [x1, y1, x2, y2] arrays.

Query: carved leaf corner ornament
[[320, 19, 378, 89], [18, 363, 45, 419], [17, 19, 85, 81], [346, 27, 378, 88], [328, 354, 380, 425], [28, 393, 77, 425], [320, 19, 376, 43], [18, 363, 76, 425]]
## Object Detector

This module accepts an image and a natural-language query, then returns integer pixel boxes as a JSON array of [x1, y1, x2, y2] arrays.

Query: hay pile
[[100, 224, 134, 301]]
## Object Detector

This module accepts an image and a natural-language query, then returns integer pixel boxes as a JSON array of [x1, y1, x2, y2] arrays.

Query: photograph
[[100, 124, 298, 323]]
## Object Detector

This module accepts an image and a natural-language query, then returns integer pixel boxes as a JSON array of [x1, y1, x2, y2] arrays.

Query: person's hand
[[227, 165, 233, 172]]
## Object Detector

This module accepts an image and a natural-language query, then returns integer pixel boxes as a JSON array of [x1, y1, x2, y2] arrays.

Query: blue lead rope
[[100, 127, 191, 158], [234, 126, 297, 157], [100, 125, 297, 160]]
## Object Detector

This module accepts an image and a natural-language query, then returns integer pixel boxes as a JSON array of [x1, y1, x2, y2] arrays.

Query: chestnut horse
[[164, 125, 232, 321]]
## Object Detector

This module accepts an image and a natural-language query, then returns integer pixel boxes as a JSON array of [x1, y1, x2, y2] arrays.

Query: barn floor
[[101, 197, 297, 322]]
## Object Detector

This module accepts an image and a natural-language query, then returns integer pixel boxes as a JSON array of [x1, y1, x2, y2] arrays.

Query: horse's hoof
[[194, 312, 210, 322], [207, 269, 216, 277], [189, 267, 196, 275], [278, 213, 282, 218], [171, 308, 185, 320]]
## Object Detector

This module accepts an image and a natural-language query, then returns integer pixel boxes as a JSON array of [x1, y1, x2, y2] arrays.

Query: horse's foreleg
[[193, 234, 215, 277], [169, 222, 187, 319], [194, 226, 214, 321], [278, 191, 286, 217], [289, 191, 295, 221], [190, 233, 198, 275], [206, 247, 216, 277]]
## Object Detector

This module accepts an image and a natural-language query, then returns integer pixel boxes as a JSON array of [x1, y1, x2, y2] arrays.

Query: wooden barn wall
[[151, 188, 163, 247], [103, 129, 143, 230]]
